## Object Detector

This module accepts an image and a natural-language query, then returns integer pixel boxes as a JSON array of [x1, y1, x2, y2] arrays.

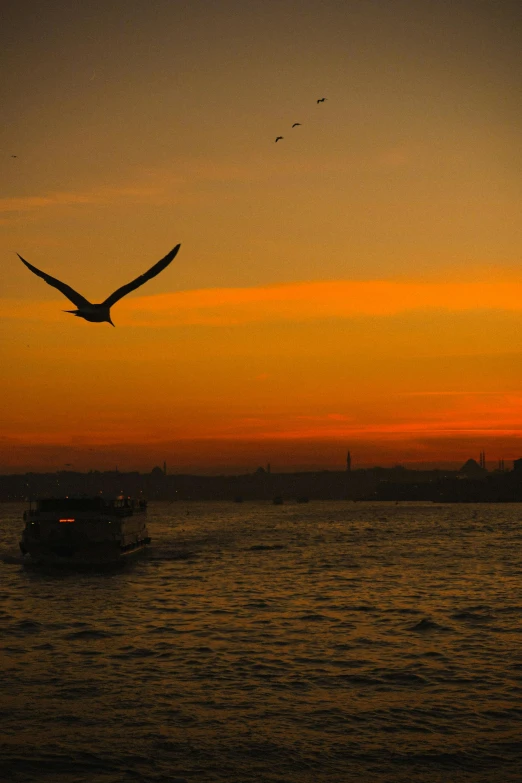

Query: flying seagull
[[292, 123, 301, 128], [275, 136, 283, 142], [316, 98, 326, 103], [18, 244, 181, 326], [11, 155, 17, 158]]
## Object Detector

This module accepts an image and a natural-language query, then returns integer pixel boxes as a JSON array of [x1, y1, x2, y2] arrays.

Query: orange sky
[[1, 1, 522, 472]]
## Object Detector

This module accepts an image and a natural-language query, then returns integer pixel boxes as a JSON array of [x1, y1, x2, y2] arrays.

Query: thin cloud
[[0, 159, 252, 220], [5, 279, 522, 325], [0, 152, 371, 220], [401, 391, 511, 397], [0, 186, 165, 214], [120, 279, 522, 326]]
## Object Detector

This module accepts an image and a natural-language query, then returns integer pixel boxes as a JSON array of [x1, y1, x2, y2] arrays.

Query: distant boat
[[272, 495, 284, 505], [19, 496, 150, 566]]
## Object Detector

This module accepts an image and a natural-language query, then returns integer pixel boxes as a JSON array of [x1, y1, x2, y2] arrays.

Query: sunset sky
[[1, 0, 522, 473]]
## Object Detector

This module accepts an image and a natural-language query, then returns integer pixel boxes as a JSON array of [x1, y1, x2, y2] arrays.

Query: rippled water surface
[[1, 501, 522, 782]]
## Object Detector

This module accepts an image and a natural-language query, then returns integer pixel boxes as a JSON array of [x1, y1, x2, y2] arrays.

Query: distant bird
[[11, 155, 17, 158], [275, 136, 283, 142], [292, 123, 301, 128], [316, 98, 326, 103], [18, 244, 181, 326]]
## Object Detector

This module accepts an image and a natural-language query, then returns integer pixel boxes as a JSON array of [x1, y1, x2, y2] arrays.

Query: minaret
[[346, 450, 351, 472], [163, 461, 167, 476]]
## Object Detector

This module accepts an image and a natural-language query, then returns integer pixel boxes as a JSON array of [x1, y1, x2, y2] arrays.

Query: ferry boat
[[19, 496, 150, 565]]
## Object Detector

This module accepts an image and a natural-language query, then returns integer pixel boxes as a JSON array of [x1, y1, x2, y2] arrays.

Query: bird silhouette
[[18, 244, 181, 326], [292, 123, 301, 128], [275, 136, 283, 142], [11, 155, 17, 158], [316, 98, 326, 103]]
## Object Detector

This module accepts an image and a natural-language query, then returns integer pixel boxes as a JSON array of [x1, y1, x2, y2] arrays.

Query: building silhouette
[[2, 453, 522, 503]]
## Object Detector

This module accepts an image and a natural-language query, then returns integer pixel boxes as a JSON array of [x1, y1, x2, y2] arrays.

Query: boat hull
[[20, 537, 151, 566]]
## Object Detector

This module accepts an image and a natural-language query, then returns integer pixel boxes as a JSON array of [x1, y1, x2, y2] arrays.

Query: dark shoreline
[[1, 462, 522, 503]]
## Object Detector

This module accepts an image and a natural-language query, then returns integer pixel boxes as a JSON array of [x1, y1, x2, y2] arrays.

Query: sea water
[[1, 501, 521, 782]]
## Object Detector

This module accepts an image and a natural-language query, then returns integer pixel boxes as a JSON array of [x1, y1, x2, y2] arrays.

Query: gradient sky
[[1, 0, 522, 473]]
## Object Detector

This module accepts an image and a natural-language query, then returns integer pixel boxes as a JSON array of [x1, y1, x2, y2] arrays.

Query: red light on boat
[[59, 518, 75, 523]]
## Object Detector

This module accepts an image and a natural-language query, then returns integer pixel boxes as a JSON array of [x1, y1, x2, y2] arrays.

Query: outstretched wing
[[102, 244, 181, 307], [18, 254, 91, 308]]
